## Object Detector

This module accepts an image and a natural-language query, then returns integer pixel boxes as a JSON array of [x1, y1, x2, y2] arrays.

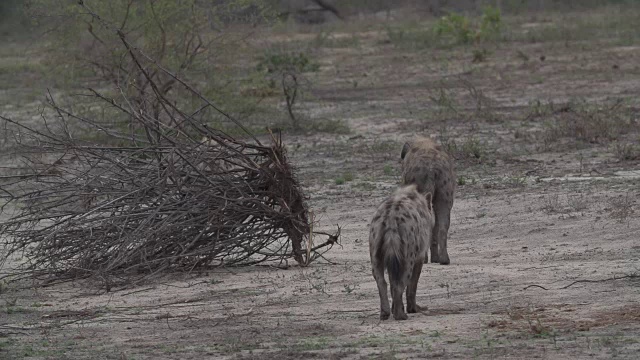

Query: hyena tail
[[383, 231, 405, 285]]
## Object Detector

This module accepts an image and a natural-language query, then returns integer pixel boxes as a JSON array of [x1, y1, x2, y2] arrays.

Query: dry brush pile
[[0, 4, 338, 289]]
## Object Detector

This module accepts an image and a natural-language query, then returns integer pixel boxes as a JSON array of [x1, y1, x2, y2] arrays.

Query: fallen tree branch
[[0, 3, 339, 290]]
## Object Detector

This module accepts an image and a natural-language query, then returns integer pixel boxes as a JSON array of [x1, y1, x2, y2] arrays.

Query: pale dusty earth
[[2, 6, 640, 360]]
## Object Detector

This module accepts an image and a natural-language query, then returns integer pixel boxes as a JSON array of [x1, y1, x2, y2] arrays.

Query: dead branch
[[523, 274, 639, 291], [310, 0, 344, 20], [282, 72, 300, 130], [0, 2, 338, 290]]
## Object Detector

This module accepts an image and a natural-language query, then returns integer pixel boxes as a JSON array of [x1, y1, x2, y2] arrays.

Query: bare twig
[[523, 274, 639, 291]]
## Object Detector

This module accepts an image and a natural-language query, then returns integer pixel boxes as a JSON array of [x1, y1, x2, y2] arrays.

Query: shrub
[[256, 51, 320, 74], [433, 6, 503, 46], [434, 12, 475, 45]]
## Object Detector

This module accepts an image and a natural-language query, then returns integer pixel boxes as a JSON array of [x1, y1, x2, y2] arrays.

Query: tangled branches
[[0, 2, 339, 288]]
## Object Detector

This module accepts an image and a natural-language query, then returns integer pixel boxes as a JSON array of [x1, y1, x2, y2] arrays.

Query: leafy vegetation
[[26, 0, 275, 133], [613, 141, 640, 161], [335, 172, 354, 185], [540, 99, 638, 148], [256, 50, 320, 74], [433, 6, 503, 46]]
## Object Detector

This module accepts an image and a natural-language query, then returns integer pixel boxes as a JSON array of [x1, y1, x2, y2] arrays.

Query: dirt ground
[[2, 5, 640, 360]]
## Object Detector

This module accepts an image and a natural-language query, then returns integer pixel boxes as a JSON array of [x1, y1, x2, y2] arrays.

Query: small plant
[[438, 126, 458, 156], [457, 175, 476, 186], [255, 50, 321, 131], [526, 315, 554, 338], [4, 305, 30, 315], [383, 164, 393, 176], [433, 6, 503, 46], [334, 172, 354, 185], [342, 284, 358, 294], [472, 48, 490, 63], [429, 84, 459, 114], [613, 141, 640, 161], [4, 298, 17, 307], [428, 84, 460, 127], [542, 194, 561, 214], [363, 138, 400, 163], [505, 175, 526, 188], [313, 31, 332, 48], [434, 12, 475, 45], [256, 51, 320, 74], [354, 182, 376, 192], [516, 49, 530, 62], [384, 24, 434, 50], [306, 119, 350, 134], [525, 99, 554, 121], [438, 133, 488, 163], [541, 99, 637, 146], [479, 6, 502, 39], [462, 79, 500, 122], [296, 337, 331, 351], [460, 137, 486, 160], [307, 277, 328, 294], [385, 25, 407, 45], [608, 193, 635, 224], [567, 193, 589, 212]]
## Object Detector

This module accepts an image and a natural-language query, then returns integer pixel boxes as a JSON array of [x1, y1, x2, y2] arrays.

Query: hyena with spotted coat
[[369, 184, 435, 321], [401, 137, 455, 265]]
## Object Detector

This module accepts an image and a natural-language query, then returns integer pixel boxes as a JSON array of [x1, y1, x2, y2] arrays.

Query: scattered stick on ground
[[523, 274, 639, 291]]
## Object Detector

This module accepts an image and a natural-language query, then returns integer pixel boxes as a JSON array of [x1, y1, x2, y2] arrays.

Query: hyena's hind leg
[[406, 257, 425, 313], [390, 277, 408, 320], [389, 259, 410, 320], [371, 258, 391, 320]]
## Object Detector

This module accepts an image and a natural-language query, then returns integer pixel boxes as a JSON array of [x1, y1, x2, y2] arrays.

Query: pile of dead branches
[[0, 4, 338, 288]]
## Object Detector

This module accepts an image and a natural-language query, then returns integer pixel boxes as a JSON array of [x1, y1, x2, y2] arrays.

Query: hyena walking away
[[401, 137, 455, 265], [369, 185, 435, 320]]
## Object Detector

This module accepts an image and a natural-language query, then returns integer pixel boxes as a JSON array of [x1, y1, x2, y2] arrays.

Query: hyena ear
[[425, 192, 433, 211], [400, 142, 410, 160]]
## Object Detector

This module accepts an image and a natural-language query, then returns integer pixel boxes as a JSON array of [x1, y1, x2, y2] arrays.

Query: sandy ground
[[2, 5, 640, 360], [1, 177, 639, 359]]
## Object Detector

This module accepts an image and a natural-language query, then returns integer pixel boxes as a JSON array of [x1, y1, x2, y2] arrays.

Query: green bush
[[480, 5, 502, 38], [27, 0, 275, 133], [433, 6, 503, 46], [256, 51, 320, 74], [434, 12, 475, 45]]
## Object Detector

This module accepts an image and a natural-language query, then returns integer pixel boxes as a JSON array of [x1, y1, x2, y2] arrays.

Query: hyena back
[[401, 137, 455, 265], [369, 184, 435, 320]]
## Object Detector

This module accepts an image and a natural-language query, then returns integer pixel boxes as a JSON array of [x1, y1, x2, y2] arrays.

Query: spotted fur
[[401, 136, 455, 265], [369, 185, 435, 320]]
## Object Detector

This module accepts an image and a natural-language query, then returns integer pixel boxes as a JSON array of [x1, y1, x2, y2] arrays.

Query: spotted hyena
[[369, 184, 435, 320], [401, 136, 455, 265]]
